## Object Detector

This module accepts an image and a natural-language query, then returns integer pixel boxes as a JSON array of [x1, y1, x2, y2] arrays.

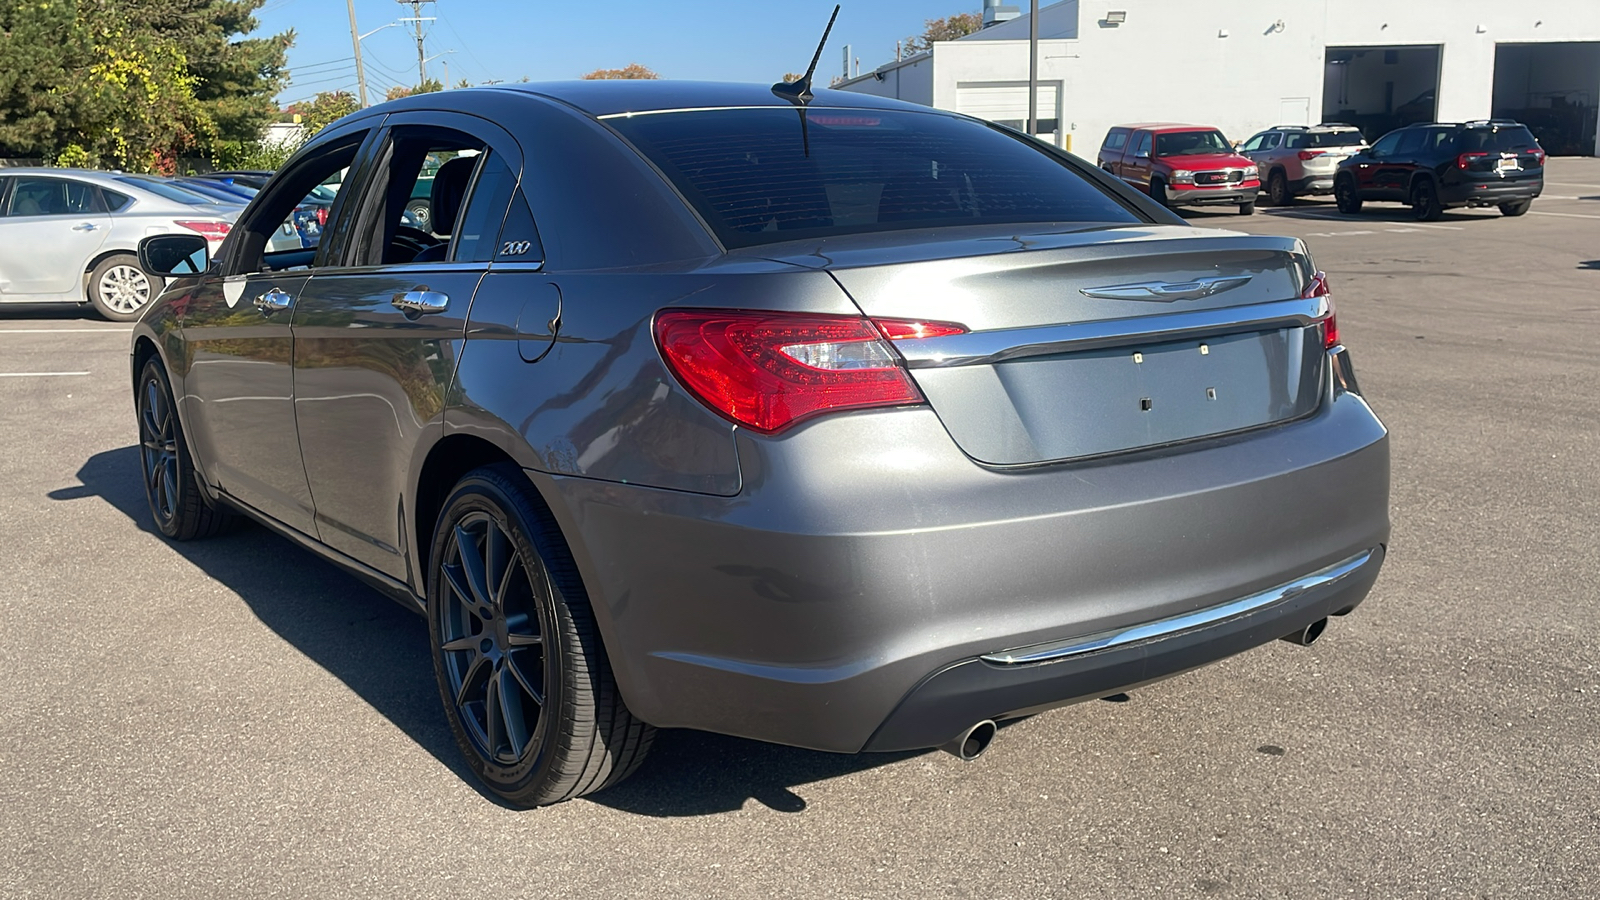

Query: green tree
[[904, 12, 982, 54], [114, 0, 292, 162], [581, 63, 659, 80], [0, 1, 91, 159]]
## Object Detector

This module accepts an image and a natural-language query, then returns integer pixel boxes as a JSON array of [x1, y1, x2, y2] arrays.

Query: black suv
[[1333, 120, 1544, 221]]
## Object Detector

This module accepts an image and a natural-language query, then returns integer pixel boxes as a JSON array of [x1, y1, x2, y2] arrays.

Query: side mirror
[[139, 234, 210, 277], [1133, 147, 1150, 159]]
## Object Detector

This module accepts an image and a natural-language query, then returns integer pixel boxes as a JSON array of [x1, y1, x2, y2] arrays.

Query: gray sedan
[[131, 81, 1390, 806], [0, 169, 242, 321]]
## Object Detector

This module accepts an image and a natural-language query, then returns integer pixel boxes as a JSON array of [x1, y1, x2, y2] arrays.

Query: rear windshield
[[1155, 130, 1231, 156], [1456, 126, 1540, 153], [607, 107, 1140, 249], [1287, 131, 1365, 149]]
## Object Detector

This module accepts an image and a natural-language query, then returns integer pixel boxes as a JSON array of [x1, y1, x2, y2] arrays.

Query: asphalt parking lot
[[1, 159, 1596, 900]]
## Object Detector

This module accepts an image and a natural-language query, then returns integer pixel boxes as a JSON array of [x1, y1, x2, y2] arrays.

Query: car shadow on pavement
[[52, 444, 516, 808], [1580, 260, 1600, 270], [56, 444, 929, 815]]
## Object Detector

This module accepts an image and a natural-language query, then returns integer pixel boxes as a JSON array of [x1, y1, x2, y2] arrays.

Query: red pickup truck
[[1098, 123, 1260, 215]]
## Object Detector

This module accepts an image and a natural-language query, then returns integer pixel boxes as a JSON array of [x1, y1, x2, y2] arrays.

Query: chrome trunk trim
[[895, 296, 1329, 369], [980, 548, 1375, 665]]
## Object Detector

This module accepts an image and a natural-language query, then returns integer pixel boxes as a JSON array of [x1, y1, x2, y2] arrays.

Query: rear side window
[[451, 151, 517, 263], [608, 108, 1140, 249], [115, 176, 214, 205], [1103, 129, 1129, 151], [1457, 126, 1540, 153]]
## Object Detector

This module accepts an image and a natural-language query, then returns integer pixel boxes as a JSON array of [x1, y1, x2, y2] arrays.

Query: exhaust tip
[[941, 720, 997, 761], [1280, 617, 1328, 647]]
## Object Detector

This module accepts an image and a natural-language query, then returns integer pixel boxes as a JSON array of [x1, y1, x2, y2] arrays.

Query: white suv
[[1239, 124, 1368, 205]]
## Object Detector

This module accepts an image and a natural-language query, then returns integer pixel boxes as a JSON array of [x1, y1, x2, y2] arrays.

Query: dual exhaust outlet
[[937, 618, 1331, 761]]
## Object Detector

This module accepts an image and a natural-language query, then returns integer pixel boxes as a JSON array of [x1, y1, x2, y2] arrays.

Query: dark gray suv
[[132, 82, 1390, 806]]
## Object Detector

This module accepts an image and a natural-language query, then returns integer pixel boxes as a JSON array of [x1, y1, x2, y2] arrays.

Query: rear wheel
[[136, 358, 234, 540], [1410, 179, 1443, 222], [1334, 176, 1362, 214], [1499, 199, 1531, 217], [428, 463, 654, 806], [1266, 170, 1289, 206], [89, 253, 162, 322]]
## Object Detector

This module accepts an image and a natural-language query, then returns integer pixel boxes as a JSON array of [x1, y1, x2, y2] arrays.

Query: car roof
[[1109, 123, 1221, 133], [471, 80, 935, 118]]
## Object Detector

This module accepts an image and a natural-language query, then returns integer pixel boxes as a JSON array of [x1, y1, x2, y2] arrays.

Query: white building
[[836, 1, 1600, 157]]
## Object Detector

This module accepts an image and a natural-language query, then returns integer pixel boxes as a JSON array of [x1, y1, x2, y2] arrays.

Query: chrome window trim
[[895, 296, 1329, 369], [980, 548, 1375, 666]]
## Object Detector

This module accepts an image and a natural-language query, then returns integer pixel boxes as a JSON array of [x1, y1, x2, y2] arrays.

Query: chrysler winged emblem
[[1081, 275, 1253, 302]]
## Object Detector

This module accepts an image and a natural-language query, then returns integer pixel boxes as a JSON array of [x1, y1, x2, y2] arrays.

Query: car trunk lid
[[819, 226, 1328, 465]]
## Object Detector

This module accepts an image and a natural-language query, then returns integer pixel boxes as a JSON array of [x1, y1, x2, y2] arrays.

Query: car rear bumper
[[544, 354, 1389, 754], [863, 544, 1382, 750], [1439, 178, 1542, 207], [1166, 183, 1261, 206], [1291, 174, 1336, 195]]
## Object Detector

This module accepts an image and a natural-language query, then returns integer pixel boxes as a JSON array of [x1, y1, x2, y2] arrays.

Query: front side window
[[1368, 132, 1403, 158], [1395, 129, 1427, 155], [608, 108, 1140, 249], [5, 177, 104, 216], [1133, 132, 1152, 157], [1154, 130, 1232, 157], [231, 133, 367, 274], [1239, 134, 1266, 153]]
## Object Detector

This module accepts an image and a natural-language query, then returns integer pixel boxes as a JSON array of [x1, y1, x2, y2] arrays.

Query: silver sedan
[[0, 168, 242, 321]]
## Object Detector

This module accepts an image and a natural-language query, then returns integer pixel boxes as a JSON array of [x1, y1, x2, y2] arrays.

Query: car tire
[[1334, 176, 1362, 214], [1266, 170, 1289, 206], [1410, 179, 1443, 222], [405, 199, 432, 232], [136, 358, 236, 541], [1499, 200, 1531, 217], [89, 253, 163, 322], [427, 463, 654, 807], [1149, 177, 1171, 209], [1238, 200, 1256, 216]]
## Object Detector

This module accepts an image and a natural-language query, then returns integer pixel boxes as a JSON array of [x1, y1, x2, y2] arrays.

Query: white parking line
[[0, 371, 91, 377], [1530, 210, 1600, 220]]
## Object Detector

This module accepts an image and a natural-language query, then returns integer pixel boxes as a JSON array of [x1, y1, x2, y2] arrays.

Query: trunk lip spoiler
[[894, 295, 1330, 369]]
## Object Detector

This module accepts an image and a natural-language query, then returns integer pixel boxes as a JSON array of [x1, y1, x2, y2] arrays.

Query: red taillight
[[1530, 147, 1546, 166], [316, 207, 328, 226], [1297, 150, 1325, 161], [1303, 270, 1338, 349], [654, 309, 963, 433], [175, 220, 231, 242], [873, 318, 969, 341], [1456, 151, 1489, 170]]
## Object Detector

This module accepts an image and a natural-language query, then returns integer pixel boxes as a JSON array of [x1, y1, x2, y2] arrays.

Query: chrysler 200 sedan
[[132, 81, 1389, 806]]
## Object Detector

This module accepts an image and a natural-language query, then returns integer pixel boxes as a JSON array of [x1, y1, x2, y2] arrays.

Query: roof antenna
[[772, 4, 841, 106]]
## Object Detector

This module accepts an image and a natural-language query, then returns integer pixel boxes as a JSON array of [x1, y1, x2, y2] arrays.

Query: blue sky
[[257, 0, 986, 106]]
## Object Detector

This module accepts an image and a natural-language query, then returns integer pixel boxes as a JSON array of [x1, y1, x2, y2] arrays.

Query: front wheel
[[428, 463, 654, 806], [89, 253, 162, 322], [136, 358, 235, 540], [405, 199, 432, 233], [1238, 200, 1256, 216], [1334, 177, 1363, 214], [1411, 179, 1443, 222], [1499, 200, 1532, 217], [1149, 177, 1172, 209]]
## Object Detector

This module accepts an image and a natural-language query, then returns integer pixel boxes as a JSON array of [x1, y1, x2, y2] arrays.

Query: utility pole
[[397, 0, 435, 86], [347, 0, 369, 107], [1027, 0, 1039, 135], [442, 58, 449, 89]]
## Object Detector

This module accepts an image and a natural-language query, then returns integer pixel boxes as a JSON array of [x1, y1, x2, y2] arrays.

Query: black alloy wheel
[[1499, 199, 1532, 217], [136, 358, 233, 540], [1267, 170, 1289, 206], [428, 463, 653, 806], [1334, 176, 1362, 214], [1411, 179, 1443, 222]]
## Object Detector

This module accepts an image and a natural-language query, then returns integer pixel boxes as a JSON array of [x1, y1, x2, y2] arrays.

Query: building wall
[[837, 0, 1600, 156]]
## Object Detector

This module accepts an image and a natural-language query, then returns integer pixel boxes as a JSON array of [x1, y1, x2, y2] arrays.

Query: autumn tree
[[904, 12, 982, 54], [581, 63, 660, 80], [385, 79, 444, 101], [284, 91, 358, 136]]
